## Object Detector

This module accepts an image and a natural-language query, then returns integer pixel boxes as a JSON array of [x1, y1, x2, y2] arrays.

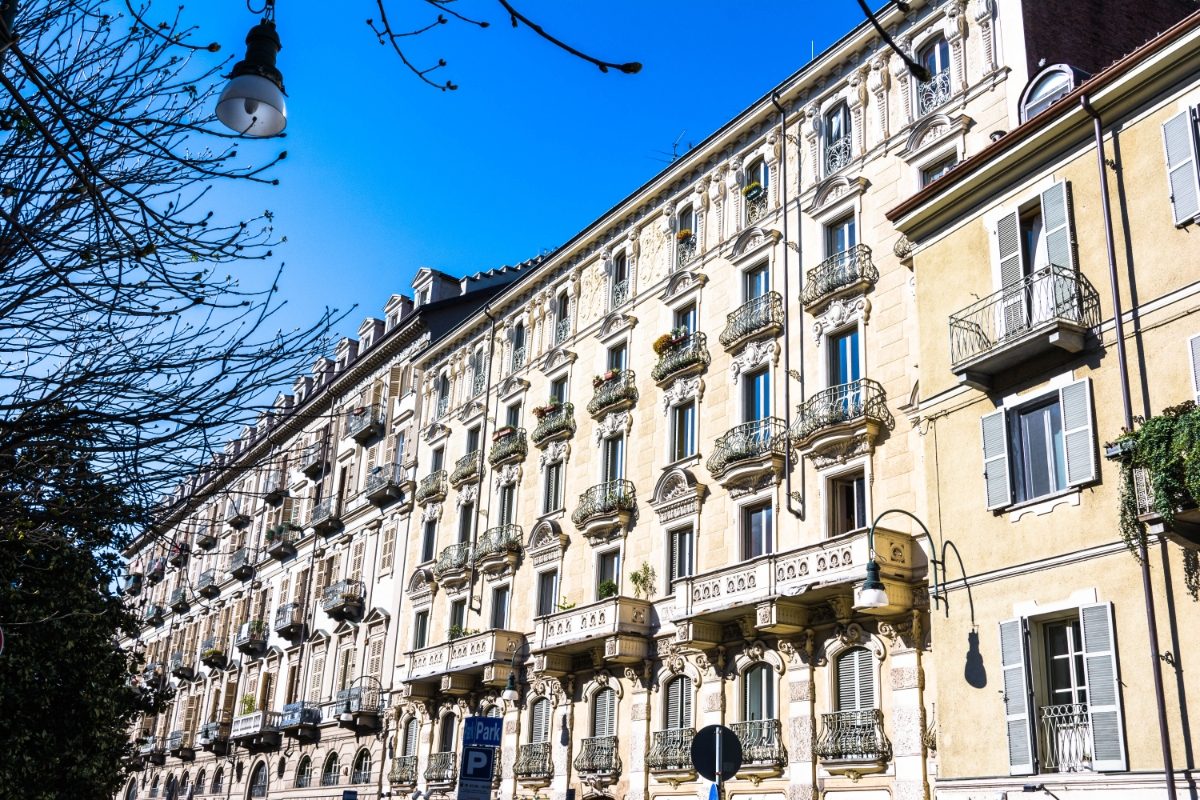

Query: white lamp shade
[[855, 585, 890, 609], [216, 74, 287, 137], [501, 687, 519, 703]]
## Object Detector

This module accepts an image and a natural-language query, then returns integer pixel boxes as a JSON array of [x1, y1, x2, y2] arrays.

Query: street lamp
[[501, 671, 519, 703], [217, 11, 287, 137], [854, 508, 933, 610]]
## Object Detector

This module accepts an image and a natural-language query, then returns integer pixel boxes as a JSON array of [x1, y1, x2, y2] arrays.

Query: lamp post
[[216, 2, 287, 137], [500, 643, 530, 703], [854, 508, 934, 610]]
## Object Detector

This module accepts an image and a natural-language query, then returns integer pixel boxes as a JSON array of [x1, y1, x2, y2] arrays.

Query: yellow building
[[889, 9, 1200, 798]]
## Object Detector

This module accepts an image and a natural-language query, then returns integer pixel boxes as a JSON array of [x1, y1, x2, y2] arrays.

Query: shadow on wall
[[964, 628, 987, 689]]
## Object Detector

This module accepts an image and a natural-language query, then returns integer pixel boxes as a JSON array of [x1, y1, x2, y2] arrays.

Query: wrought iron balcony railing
[[169, 650, 194, 680], [434, 542, 473, 579], [416, 470, 447, 504], [365, 462, 408, 504], [196, 525, 217, 550], [200, 637, 226, 668], [345, 404, 385, 442], [474, 524, 523, 563], [198, 717, 231, 745], [273, 602, 305, 637], [746, 192, 768, 224], [531, 403, 575, 445], [320, 769, 340, 787], [555, 317, 571, 344], [167, 730, 194, 753], [299, 441, 325, 476], [814, 709, 892, 762], [514, 742, 553, 780], [146, 557, 166, 584], [731, 719, 787, 765], [279, 701, 322, 730], [792, 379, 892, 444], [228, 547, 254, 580], [511, 346, 527, 372], [574, 735, 620, 775], [719, 292, 783, 348], [472, 370, 487, 397], [587, 369, 638, 417], [425, 751, 458, 784], [706, 418, 790, 478], [169, 587, 189, 613], [235, 620, 268, 656], [1038, 703, 1092, 773], [802, 244, 878, 308], [917, 68, 952, 116], [321, 579, 365, 620], [825, 135, 853, 175], [308, 497, 340, 533], [676, 234, 697, 269], [168, 543, 189, 567], [449, 452, 482, 486], [610, 279, 629, 310], [224, 504, 250, 529], [435, 395, 449, 419], [647, 727, 696, 771], [651, 332, 710, 383], [143, 604, 164, 625], [489, 428, 527, 466], [572, 479, 637, 528], [389, 755, 418, 786], [197, 569, 219, 598], [262, 472, 286, 505]]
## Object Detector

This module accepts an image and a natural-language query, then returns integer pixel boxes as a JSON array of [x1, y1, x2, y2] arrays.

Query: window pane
[[608, 344, 627, 371], [491, 587, 509, 630], [743, 505, 773, 558], [537, 570, 558, 617]]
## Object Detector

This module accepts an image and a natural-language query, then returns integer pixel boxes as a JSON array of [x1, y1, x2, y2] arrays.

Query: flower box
[[676, 228, 693, 242], [742, 181, 763, 200]]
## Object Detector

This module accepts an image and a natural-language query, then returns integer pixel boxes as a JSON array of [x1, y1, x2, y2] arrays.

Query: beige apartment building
[[889, 8, 1200, 798]]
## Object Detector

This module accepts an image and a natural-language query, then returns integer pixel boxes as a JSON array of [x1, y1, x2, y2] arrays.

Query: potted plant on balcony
[[675, 228, 693, 242], [239, 694, 257, 716], [597, 579, 618, 600], [592, 370, 619, 389], [556, 596, 576, 611], [629, 562, 656, 599], [742, 181, 763, 200], [492, 425, 516, 442], [533, 398, 562, 419]]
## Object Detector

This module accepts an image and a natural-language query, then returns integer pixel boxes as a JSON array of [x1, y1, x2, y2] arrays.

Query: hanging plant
[[676, 228, 693, 242]]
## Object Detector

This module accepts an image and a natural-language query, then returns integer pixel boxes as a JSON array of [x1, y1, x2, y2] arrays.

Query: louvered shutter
[[837, 647, 872, 710], [281, 497, 294, 527], [259, 671, 275, 710], [669, 531, 679, 586], [592, 688, 615, 737], [381, 527, 395, 571], [366, 445, 377, 476], [367, 635, 384, 677], [1040, 182, 1076, 271], [351, 541, 364, 582], [308, 652, 325, 701], [666, 677, 682, 728], [1080, 603, 1127, 771], [1059, 378, 1096, 486], [294, 568, 309, 602], [279, 576, 290, 609], [184, 695, 199, 733], [531, 698, 550, 743], [403, 718, 419, 756], [981, 409, 1012, 510], [1189, 334, 1200, 403], [995, 210, 1026, 338], [388, 365, 404, 403], [999, 617, 1035, 775], [1163, 108, 1200, 226]]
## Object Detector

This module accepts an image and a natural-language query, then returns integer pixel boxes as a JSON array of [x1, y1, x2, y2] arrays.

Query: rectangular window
[[1012, 400, 1066, 503], [458, 503, 474, 543], [431, 446, 444, 472], [498, 485, 516, 526], [744, 368, 770, 421], [675, 303, 697, 334], [669, 526, 694, 589], [829, 328, 860, 386], [412, 610, 429, 649], [671, 401, 697, 461], [466, 426, 481, 454], [537, 570, 559, 617], [743, 503, 773, 558], [421, 520, 437, 563], [449, 598, 466, 633], [603, 436, 625, 482], [490, 586, 510, 630], [921, 154, 958, 186], [830, 470, 867, 536], [607, 343, 628, 371], [544, 461, 564, 513], [550, 376, 568, 404], [825, 213, 856, 256], [506, 403, 522, 428], [597, 550, 620, 599], [745, 263, 770, 300]]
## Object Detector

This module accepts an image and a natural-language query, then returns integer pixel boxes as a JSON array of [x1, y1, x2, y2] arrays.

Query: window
[[597, 550, 620, 599], [466, 426, 481, 454], [611, 252, 629, 309], [420, 520, 437, 563], [438, 714, 457, 753], [603, 435, 625, 483], [744, 158, 769, 223], [835, 646, 876, 711], [829, 328, 860, 386], [675, 303, 697, 334], [550, 376, 568, 403], [824, 103, 853, 175], [830, 470, 867, 535], [436, 375, 450, 417], [537, 570, 559, 617], [664, 676, 694, 730], [980, 379, 1095, 510], [743, 503, 772, 558], [321, 753, 339, 787], [195, 771, 206, 796], [490, 585, 510, 630], [544, 461, 564, 513], [671, 401, 697, 461], [743, 664, 775, 721], [744, 368, 770, 421], [1163, 106, 1200, 226], [592, 687, 616, 737], [431, 446, 445, 471], [917, 36, 951, 115], [678, 205, 694, 237], [530, 698, 551, 743], [668, 526, 694, 589], [1020, 65, 1079, 123], [449, 598, 467, 634], [607, 342, 628, 371], [825, 213, 856, 258], [471, 347, 487, 395], [402, 718, 419, 756], [506, 402, 522, 428], [458, 503, 474, 543], [921, 154, 958, 186], [210, 768, 224, 795], [512, 323, 526, 371], [412, 610, 430, 649], [498, 484, 516, 526], [745, 263, 770, 301], [999, 603, 1125, 775], [352, 749, 372, 784], [555, 293, 571, 342]]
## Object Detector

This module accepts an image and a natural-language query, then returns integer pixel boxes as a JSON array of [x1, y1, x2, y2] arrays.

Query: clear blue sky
[[198, 1, 868, 339]]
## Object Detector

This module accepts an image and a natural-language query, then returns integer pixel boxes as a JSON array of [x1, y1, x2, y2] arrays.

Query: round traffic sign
[[690, 724, 742, 783]]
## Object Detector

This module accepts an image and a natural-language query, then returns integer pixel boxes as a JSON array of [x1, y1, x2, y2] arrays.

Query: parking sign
[[463, 715, 503, 747], [457, 745, 495, 800]]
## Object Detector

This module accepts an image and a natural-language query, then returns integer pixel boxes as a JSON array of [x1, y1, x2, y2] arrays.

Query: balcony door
[[743, 663, 775, 722], [828, 328, 861, 416], [438, 715, 457, 753], [592, 687, 616, 738], [836, 646, 875, 711], [498, 484, 516, 527], [745, 263, 770, 302], [603, 435, 625, 484], [530, 698, 551, 743], [744, 368, 770, 422], [664, 676, 694, 730], [607, 343, 627, 372], [826, 213, 856, 258]]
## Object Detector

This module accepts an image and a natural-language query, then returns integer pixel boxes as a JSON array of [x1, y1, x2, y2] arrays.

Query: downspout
[[470, 307, 500, 617], [772, 92, 805, 522], [1081, 94, 1176, 800]]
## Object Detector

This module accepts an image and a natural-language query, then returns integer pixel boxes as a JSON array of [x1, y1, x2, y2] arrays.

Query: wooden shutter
[[259, 671, 275, 711], [308, 650, 325, 701], [381, 527, 395, 571], [184, 695, 199, 733], [403, 718, 419, 755], [592, 688, 615, 738], [350, 540, 365, 582], [1059, 378, 1096, 486], [294, 568, 309, 602], [1040, 182, 1076, 271], [279, 576, 290, 610], [286, 658, 301, 703], [367, 634, 384, 677], [1080, 603, 1127, 771], [1189, 334, 1200, 403], [1163, 108, 1200, 226], [836, 647, 872, 711], [999, 617, 1035, 775], [531, 698, 550, 743], [336, 647, 356, 691], [366, 445, 377, 476], [666, 676, 693, 729], [280, 497, 295, 528], [980, 409, 1012, 510]]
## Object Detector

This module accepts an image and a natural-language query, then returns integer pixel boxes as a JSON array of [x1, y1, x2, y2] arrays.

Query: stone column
[[782, 634, 817, 800], [880, 614, 930, 800]]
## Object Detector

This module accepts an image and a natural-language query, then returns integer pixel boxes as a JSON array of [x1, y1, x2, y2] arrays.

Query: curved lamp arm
[[857, 509, 934, 610]]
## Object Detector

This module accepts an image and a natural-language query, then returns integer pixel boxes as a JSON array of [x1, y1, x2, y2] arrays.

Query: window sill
[[663, 454, 701, 472], [1005, 488, 1081, 522]]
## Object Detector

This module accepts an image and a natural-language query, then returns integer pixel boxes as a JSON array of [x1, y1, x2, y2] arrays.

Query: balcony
[[731, 719, 786, 780], [307, 497, 341, 536], [814, 709, 891, 777], [169, 587, 189, 614], [322, 578, 365, 622], [917, 68, 952, 116], [425, 751, 458, 791], [230, 710, 282, 752], [200, 637, 227, 669], [587, 369, 638, 418], [416, 470, 447, 505], [389, 755, 418, 787], [719, 292, 783, 351], [651, 332, 710, 386], [489, 427, 528, 467], [531, 402, 576, 447], [515, 742, 553, 785], [124, 572, 143, 597], [825, 135, 853, 175], [676, 233, 698, 270], [1037, 703, 1093, 773], [610, 279, 630, 310], [449, 451, 482, 488], [746, 191, 768, 225], [573, 736, 620, 787], [571, 479, 637, 541], [792, 379, 892, 457], [279, 701, 322, 741], [648, 727, 696, 781], [345, 404, 385, 443], [365, 462, 412, 508], [235, 619, 268, 658], [474, 524, 522, 577], [265, 524, 300, 560], [406, 629, 525, 694], [673, 527, 918, 647], [432, 542, 472, 591], [138, 735, 166, 766], [169, 650, 195, 681], [1127, 464, 1200, 548], [146, 558, 166, 585], [705, 418, 790, 490], [167, 730, 195, 761], [224, 504, 250, 530], [196, 527, 217, 551], [555, 317, 571, 344], [335, 685, 383, 732], [142, 604, 164, 626], [198, 716, 231, 755], [534, 596, 651, 663], [802, 244, 878, 311], [228, 547, 255, 581], [299, 441, 326, 478], [273, 602, 306, 639], [197, 569, 219, 599], [948, 265, 1101, 390], [168, 542, 190, 568], [262, 472, 287, 506]]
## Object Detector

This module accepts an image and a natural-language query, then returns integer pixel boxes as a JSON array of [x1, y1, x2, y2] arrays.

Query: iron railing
[[352, 762, 372, 784], [434, 542, 473, 578], [802, 244, 878, 307], [198, 717, 230, 744], [731, 719, 787, 765], [814, 709, 892, 762], [587, 369, 638, 417], [572, 479, 637, 527], [652, 332, 710, 383], [167, 730, 194, 752], [273, 602, 305, 634], [200, 637, 226, 667], [610, 279, 629, 309], [514, 742, 553, 780], [168, 543, 189, 567], [228, 547, 254, 579], [917, 68, 952, 116], [825, 135, 853, 174], [262, 471, 286, 504], [676, 234, 697, 269], [416, 470, 447, 504], [196, 525, 217, 550], [308, 497, 339, 529], [472, 370, 487, 397], [169, 587, 189, 612], [948, 265, 1101, 367], [435, 394, 449, 419], [555, 317, 571, 344], [425, 751, 458, 784], [475, 524, 523, 563], [224, 503, 250, 529], [235, 620, 268, 654], [1038, 703, 1092, 773], [489, 428, 527, 466], [511, 346, 527, 372], [719, 292, 783, 348], [146, 557, 166, 583], [197, 569, 218, 597], [280, 701, 322, 729], [792, 379, 893, 443], [322, 579, 365, 613], [746, 192, 768, 224], [143, 604, 164, 624], [706, 418, 789, 477], [365, 462, 406, 499], [449, 452, 482, 485], [138, 735, 164, 756], [648, 727, 696, 771], [345, 404, 385, 441], [169, 650, 194, 678], [389, 755, 418, 785], [574, 735, 620, 774], [299, 441, 325, 474], [531, 403, 575, 445], [320, 767, 340, 787]]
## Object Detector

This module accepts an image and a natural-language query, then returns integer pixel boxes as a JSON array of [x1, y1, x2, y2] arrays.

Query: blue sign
[[341, 792, 358, 800], [457, 746, 496, 800], [462, 715, 503, 747]]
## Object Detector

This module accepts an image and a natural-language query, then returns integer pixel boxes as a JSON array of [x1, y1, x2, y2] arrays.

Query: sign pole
[[714, 724, 722, 800]]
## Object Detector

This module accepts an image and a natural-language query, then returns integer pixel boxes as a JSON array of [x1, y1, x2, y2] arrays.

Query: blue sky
[[198, 2, 869, 339]]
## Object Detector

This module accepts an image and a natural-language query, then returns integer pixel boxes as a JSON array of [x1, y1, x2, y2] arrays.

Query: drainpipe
[[470, 307, 500, 617], [772, 91, 805, 522], [1081, 94, 1176, 800]]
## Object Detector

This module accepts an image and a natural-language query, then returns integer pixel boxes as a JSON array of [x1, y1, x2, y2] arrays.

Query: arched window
[[917, 36, 951, 115], [743, 663, 775, 721], [591, 687, 616, 738], [149, 777, 159, 799], [1020, 64, 1084, 123], [435, 373, 450, 418], [554, 293, 571, 343], [163, 775, 176, 800], [321, 752, 340, 787], [511, 322, 526, 371], [438, 714, 458, 753], [824, 103, 853, 175], [124, 778, 138, 800], [295, 756, 313, 788], [401, 718, 419, 756], [248, 761, 268, 798], [471, 346, 486, 395], [529, 697, 551, 743], [835, 646, 876, 711], [663, 675, 694, 730], [610, 252, 629, 309], [210, 767, 224, 795], [677, 206, 698, 266], [483, 704, 502, 719], [352, 749, 372, 784], [195, 770, 206, 797], [177, 772, 189, 797]]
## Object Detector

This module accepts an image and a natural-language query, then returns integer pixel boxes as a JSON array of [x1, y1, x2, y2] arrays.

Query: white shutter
[[1189, 334, 1200, 403], [367, 635, 384, 678], [996, 210, 1024, 287], [403, 718, 419, 756], [666, 677, 682, 729], [592, 688, 615, 738], [531, 698, 550, 743], [981, 409, 1012, 510], [1040, 182, 1077, 271], [836, 647, 872, 711], [308, 653, 325, 701], [999, 617, 1035, 775], [1059, 378, 1096, 487], [1079, 602, 1127, 771], [1163, 108, 1200, 226]]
